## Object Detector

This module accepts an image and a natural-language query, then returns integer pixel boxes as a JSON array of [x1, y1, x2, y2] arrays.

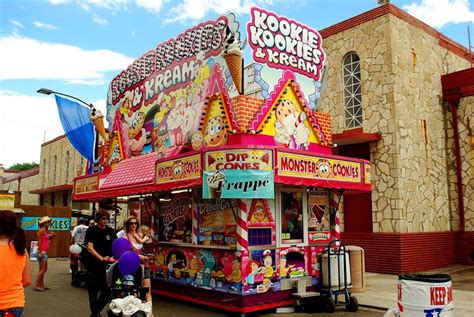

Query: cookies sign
[[156, 154, 201, 184], [247, 7, 326, 81]]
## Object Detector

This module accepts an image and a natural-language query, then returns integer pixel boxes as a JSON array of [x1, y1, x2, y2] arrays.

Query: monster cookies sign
[[247, 7, 325, 81], [277, 152, 362, 183]]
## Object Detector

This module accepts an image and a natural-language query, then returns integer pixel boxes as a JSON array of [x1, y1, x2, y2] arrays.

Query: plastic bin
[[321, 251, 351, 288], [397, 273, 453, 317], [346, 245, 365, 293]]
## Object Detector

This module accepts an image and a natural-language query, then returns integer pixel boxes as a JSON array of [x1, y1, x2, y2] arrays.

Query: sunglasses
[[100, 217, 109, 220], [129, 222, 138, 225]]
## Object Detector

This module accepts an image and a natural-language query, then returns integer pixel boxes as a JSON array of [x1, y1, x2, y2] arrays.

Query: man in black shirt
[[84, 210, 116, 317]]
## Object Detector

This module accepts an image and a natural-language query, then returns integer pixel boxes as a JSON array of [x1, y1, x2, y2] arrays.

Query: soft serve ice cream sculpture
[[89, 107, 108, 141], [222, 27, 245, 95]]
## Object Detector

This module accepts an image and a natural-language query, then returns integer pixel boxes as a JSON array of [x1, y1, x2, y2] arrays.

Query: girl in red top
[[34, 216, 55, 291], [0, 210, 31, 317]]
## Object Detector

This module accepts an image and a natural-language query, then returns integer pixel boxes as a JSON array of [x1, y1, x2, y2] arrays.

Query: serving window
[[158, 193, 193, 243], [278, 188, 307, 246]]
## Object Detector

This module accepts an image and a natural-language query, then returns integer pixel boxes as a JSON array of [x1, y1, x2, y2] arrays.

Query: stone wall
[[390, 16, 469, 233], [319, 12, 470, 233], [39, 136, 87, 189], [456, 96, 474, 231], [18, 173, 40, 205]]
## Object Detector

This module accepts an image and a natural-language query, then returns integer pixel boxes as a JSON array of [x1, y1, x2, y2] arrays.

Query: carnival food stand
[[73, 7, 371, 314]]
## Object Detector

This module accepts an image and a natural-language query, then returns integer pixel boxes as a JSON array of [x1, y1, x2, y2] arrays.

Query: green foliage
[[8, 162, 39, 171]]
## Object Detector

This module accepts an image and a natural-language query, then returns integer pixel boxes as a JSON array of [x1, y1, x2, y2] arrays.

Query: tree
[[8, 162, 39, 171]]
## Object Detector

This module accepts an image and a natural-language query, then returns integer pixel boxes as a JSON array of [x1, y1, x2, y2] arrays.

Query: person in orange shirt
[[0, 210, 32, 317], [34, 216, 55, 291]]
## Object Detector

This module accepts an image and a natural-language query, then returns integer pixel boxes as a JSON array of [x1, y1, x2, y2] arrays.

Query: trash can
[[397, 273, 453, 317], [346, 245, 365, 293], [322, 251, 351, 288]]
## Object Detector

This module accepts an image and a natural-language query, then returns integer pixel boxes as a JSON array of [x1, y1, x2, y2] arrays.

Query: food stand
[[73, 7, 371, 314]]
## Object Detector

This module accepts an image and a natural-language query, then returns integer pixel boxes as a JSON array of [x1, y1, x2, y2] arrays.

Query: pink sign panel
[[247, 7, 326, 81]]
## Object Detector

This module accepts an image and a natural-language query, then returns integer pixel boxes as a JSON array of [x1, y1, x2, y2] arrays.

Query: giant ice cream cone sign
[[89, 107, 108, 141], [222, 27, 244, 95]]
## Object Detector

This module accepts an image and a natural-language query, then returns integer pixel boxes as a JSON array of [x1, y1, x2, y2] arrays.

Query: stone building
[[30, 135, 91, 213], [1, 166, 40, 206], [316, 4, 473, 273]]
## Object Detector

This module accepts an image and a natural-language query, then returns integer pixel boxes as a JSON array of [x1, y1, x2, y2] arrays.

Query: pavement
[[24, 258, 474, 316], [355, 265, 474, 316]]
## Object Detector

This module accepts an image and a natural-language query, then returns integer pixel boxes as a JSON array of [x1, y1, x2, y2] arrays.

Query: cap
[[39, 216, 52, 224], [263, 250, 271, 256]]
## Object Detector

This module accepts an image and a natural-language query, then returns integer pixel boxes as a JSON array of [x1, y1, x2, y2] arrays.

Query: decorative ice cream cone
[[223, 53, 243, 94], [89, 108, 108, 141], [222, 27, 243, 95]]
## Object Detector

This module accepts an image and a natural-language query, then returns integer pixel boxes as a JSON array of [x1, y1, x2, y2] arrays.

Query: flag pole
[[37, 88, 93, 109]]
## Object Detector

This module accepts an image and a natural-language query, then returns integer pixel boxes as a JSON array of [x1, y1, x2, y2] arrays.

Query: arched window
[[66, 151, 70, 183], [54, 155, 58, 185], [343, 53, 362, 129], [42, 159, 46, 187]]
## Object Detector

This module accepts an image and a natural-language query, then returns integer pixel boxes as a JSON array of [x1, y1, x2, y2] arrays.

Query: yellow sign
[[277, 152, 362, 183], [75, 176, 99, 194], [156, 154, 201, 184], [0, 194, 15, 208], [205, 149, 273, 171]]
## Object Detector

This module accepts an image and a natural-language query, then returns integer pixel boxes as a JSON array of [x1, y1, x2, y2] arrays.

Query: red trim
[[41, 134, 66, 147], [442, 68, 474, 100], [332, 128, 382, 145], [30, 184, 73, 194], [320, 4, 473, 62], [152, 289, 296, 313], [340, 231, 474, 274], [275, 175, 371, 191]]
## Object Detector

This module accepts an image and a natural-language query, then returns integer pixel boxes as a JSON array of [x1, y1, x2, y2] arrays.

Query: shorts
[[0, 307, 24, 317], [37, 251, 48, 261], [144, 266, 151, 279]]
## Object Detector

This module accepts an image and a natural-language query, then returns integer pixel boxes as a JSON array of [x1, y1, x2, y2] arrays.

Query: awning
[[4, 208, 25, 214], [332, 128, 381, 146], [30, 184, 73, 194], [73, 152, 159, 200]]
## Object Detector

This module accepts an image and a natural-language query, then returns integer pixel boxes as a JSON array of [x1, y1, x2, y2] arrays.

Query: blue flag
[[54, 95, 95, 174]]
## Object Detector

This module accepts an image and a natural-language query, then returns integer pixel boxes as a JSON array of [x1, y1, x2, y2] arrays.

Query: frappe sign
[[247, 7, 326, 81]]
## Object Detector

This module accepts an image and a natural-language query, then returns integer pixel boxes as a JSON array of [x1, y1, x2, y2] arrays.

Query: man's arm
[[87, 241, 110, 262]]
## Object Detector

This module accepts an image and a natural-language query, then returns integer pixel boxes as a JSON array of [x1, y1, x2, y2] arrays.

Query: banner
[[20, 217, 71, 231], [55, 95, 95, 173], [203, 170, 274, 199], [156, 154, 201, 184]]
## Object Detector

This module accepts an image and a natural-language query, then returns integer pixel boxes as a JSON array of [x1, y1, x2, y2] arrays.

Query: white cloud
[[0, 35, 133, 82], [164, 0, 274, 24], [403, 0, 474, 28], [93, 16, 109, 25], [49, 0, 71, 4], [10, 20, 24, 28], [136, 0, 166, 13], [0, 90, 108, 167], [33, 21, 59, 30]]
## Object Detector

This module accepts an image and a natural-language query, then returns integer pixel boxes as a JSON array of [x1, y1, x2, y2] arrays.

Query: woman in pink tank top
[[34, 216, 55, 291]]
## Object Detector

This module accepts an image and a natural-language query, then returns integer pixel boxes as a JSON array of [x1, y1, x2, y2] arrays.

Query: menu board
[[196, 198, 237, 247]]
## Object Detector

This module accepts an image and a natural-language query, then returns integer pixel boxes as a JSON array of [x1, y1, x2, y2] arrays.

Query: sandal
[[43, 287, 51, 290], [33, 287, 46, 291]]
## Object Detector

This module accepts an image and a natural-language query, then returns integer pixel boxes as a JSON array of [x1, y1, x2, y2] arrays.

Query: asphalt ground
[[24, 258, 384, 316]]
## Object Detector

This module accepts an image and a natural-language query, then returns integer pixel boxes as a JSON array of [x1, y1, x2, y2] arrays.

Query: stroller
[[106, 262, 151, 317], [71, 244, 90, 288]]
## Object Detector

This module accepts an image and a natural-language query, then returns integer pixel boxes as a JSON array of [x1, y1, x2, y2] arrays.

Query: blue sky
[[1, 0, 473, 168]]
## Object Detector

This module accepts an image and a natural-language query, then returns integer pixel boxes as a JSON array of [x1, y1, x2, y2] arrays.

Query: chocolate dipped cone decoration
[[89, 107, 108, 141], [222, 27, 243, 94]]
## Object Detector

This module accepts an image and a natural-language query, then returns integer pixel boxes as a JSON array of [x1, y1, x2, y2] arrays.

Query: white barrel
[[397, 273, 453, 317], [322, 251, 351, 288]]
